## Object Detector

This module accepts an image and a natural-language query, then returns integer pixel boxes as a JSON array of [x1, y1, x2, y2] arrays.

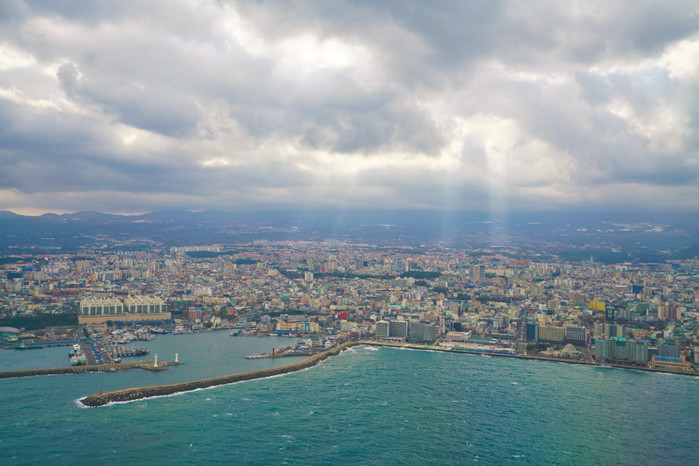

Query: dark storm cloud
[[57, 62, 201, 137], [0, 0, 697, 213]]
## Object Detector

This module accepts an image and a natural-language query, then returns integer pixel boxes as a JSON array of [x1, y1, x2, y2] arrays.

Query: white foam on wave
[[76, 357, 335, 407], [74, 398, 90, 409], [76, 345, 364, 407]]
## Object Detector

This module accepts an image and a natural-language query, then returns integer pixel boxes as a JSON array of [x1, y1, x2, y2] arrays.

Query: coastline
[[79, 339, 697, 408], [362, 340, 698, 377]]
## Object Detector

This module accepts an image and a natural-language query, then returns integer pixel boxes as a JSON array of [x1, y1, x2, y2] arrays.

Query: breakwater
[[80, 341, 360, 407], [0, 361, 180, 379]]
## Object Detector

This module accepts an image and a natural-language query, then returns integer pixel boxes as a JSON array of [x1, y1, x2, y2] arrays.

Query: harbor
[[80, 341, 353, 407], [2, 329, 695, 465]]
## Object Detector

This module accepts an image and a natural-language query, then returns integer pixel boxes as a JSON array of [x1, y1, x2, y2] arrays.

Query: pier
[[0, 360, 182, 379], [244, 346, 310, 359]]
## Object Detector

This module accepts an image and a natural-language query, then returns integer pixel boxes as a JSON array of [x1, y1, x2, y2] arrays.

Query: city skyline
[[1, 1, 698, 215]]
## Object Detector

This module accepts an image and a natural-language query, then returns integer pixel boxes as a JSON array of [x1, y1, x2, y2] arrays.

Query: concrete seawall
[[80, 341, 360, 407], [0, 361, 180, 379], [361, 340, 698, 376]]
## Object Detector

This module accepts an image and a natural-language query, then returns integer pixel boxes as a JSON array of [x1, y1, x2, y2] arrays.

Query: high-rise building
[[538, 326, 565, 342], [594, 323, 624, 338], [375, 321, 389, 338], [565, 326, 588, 345], [594, 337, 648, 364], [389, 320, 409, 339], [188, 307, 203, 322], [79, 295, 170, 324], [595, 338, 613, 361], [658, 341, 680, 358], [471, 265, 482, 282], [526, 323, 539, 341], [409, 322, 437, 343], [80, 297, 123, 316], [658, 304, 681, 321], [124, 296, 165, 314], [626, 340, 649, 363]]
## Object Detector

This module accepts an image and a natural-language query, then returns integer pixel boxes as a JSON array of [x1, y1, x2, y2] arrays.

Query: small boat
[[16, 344, 41, 350]]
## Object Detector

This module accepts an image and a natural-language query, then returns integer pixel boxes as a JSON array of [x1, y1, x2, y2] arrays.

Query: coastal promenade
[[0, 360, 180, 379]]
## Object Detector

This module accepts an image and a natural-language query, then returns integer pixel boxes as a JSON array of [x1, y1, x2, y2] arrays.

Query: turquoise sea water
[[1, 333, 697, 465]]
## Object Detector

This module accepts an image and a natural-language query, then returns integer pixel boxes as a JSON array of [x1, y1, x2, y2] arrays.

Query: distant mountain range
[[0, 209, 697, 260]]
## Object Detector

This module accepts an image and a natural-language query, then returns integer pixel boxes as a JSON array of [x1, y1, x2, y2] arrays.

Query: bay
[[0, 334, 697, 465]]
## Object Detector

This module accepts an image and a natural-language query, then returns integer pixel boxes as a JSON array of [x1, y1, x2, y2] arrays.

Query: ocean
[[1, 332, 697, 465]]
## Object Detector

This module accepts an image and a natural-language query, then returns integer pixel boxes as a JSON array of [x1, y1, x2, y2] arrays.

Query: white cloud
[[0, 42, 36, 70], [659, 37, 699, 80], [0, 0, 697, 214]]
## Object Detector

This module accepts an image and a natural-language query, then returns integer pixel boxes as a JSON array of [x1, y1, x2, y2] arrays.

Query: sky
[[0, 0, 698, 216]]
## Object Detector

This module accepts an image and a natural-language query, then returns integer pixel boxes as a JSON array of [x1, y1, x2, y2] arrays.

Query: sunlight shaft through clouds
[[0, 0, 697, 214]]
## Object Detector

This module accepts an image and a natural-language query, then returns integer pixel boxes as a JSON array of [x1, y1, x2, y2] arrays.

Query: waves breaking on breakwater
[[79, 341, 361, 407], [78, 339, 698, 408]]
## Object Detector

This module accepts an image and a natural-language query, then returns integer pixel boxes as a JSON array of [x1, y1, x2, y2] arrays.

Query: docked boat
[[69, 344, 87, 366]]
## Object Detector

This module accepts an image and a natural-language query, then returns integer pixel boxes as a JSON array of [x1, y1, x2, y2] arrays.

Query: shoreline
[[5, 338, 694, 405], [0, 361, 181, 379], [362, 340, 698, 377]]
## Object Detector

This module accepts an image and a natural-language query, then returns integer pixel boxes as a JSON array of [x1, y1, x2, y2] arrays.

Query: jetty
[[244, 346, 310, 359], [80, 341, 359, 407], [0, 360, 182, 379]]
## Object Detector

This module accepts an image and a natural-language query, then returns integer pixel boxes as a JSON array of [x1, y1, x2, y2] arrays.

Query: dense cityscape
[[2, 0, 699, 462], [2, 237, 698, 374]]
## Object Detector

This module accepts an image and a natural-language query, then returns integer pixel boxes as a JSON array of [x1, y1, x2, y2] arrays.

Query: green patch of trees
[[0, 313, 78, 330], [185, 250, 238, 258], [234, 258, 257, 265], [0, 257, 26, 265], [400, 271, 441, 280]]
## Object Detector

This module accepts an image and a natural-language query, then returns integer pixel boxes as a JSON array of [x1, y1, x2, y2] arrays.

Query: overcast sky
[[1, 0, 698, 215]]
